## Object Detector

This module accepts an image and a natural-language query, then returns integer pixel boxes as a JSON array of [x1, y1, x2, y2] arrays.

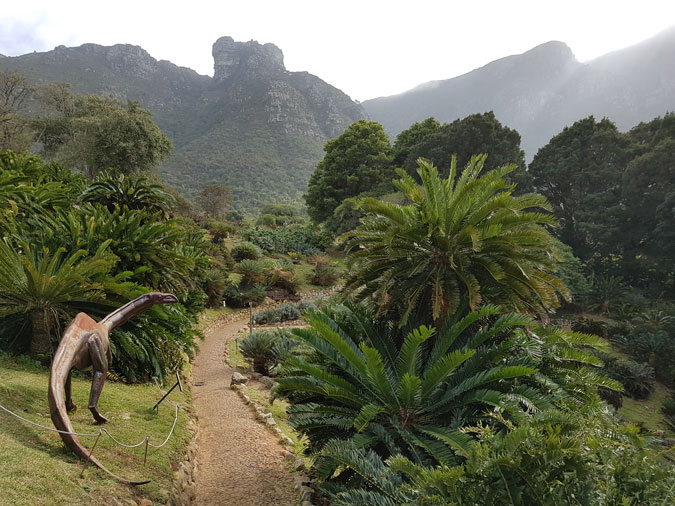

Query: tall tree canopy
[[36, 91, 172, 178], [397, 112, 526, 180], [0, 71, 35, 152], [527, 116, 634, 262], [305, 120, 393, 223], [197, 183, 233, 219]]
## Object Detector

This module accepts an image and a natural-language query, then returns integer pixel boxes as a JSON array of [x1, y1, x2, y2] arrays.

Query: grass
[[197, 306, 238, 332], [0, 352, 191, 505], [619, 380, 675, 436]]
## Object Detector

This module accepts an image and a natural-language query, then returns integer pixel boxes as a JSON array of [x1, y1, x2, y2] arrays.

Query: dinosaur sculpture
[[48, 292, 178, 484]]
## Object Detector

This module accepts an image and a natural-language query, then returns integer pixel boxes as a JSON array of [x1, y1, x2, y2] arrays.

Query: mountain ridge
[[0, 38, 367, 210], [363, 28, 675, 159]]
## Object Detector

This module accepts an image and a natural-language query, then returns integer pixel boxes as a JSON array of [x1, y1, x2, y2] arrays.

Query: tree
[[196, 183, 233, 219], [527, 116, 634, 261], [621, 115, 675, 289], [36, 93, 172, 177], [391, 117, 441, 167], [398, 112, 526, 181], [305, 120, 394, 223], [0, 239, 112, 358], [343, 156, 568, 326], [0, 71, 35, 152]]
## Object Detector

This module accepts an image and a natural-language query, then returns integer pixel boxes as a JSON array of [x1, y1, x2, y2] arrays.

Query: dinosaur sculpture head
[[148, 292, 179, 305]]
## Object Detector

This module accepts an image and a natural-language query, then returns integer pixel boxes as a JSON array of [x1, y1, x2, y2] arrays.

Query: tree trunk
[[30, 309, 52, 359]]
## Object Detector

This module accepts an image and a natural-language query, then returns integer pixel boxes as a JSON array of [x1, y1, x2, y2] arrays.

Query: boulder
[[230, 372, 249, 386]]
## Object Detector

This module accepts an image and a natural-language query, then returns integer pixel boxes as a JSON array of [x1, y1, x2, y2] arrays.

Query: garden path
[[192, 318, 296, 506]]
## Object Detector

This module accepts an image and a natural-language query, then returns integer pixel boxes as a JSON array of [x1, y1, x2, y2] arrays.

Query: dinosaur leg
[[65, 370, 77, 412], [87, 332, 110, 424]]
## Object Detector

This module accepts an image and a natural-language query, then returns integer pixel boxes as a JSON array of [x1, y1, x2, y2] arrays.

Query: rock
[[230, 372, 249, 386], [301, 488, 314, 502], [293, 458, 306, 471], [280, 435, 294, 446], [242, 394, 251, 404], [260, 376, 278, 388], [261, 412, 273, 419], [281, 450, 295, 461], [266, 417, 277, 426], [138, 500, 153, 506], [302, 502, 314, 506]]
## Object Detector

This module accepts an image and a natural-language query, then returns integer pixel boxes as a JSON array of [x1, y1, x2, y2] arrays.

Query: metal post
[[249, 302, 253, 335], [152, 371, 183, 412], [81, 430, 103, 477]]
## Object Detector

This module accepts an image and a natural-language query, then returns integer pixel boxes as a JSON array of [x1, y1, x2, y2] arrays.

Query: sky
[[2, 0, 674, 102]]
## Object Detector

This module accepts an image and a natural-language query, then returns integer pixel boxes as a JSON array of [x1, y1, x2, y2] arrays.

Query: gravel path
[[192, 319, 297, 506]]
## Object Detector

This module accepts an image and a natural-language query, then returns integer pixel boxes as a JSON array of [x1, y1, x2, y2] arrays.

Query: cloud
[[0, 20, 52, 56]]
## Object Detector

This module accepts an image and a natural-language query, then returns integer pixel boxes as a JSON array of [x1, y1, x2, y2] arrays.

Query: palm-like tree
[[80, 172, 175, 213], [343, 155, 569, 326], [274, 303, 614, 477], [0, 239, 112, 358]]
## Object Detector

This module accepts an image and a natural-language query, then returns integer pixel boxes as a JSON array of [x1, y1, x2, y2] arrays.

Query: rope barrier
[[0, 378, 181, 451]]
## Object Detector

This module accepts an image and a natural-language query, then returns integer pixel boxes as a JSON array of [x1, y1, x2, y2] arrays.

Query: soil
[[192, 318, 297, 506]]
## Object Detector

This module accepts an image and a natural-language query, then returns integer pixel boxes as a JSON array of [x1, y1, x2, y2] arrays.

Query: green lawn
[[0, 353, 191, 505]]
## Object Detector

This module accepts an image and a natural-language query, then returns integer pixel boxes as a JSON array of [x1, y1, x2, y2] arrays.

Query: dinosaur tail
[[48, 375, 150, 485]]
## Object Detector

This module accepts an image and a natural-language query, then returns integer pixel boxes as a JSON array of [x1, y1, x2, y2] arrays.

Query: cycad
[[0, 238, 112, 357], [80, 172, 175, 213], [274, 303, 615, 478], [343, 155, 569, 326]]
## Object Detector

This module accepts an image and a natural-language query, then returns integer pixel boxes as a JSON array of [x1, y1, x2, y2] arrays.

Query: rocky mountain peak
[[212, 36, 285, 81]]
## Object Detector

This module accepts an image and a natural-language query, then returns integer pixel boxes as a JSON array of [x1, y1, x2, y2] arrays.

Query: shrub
[[245, 224, 332, 255], [207, 220, 235, 241], [571, 317, 607, 337], [662, 394, 675, 430], [240, 330, 279, 374], [231, 241, 263, 261], [277, 302, 301, 321], [252, 301, 315, 324], [224, 281, 267, 308], [236, 259, 268, 284], [274, 303, 618, 480], [307, 253, 331, 265], [266, 263, 298, 294], [320, 413, 675, 506], [310, 262, 340, 286], [600, 353, 655, 399], [256, 214, 277, 228]]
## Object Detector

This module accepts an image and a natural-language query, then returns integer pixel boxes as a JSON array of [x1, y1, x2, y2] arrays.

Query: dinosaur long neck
[[100, 294, 157, 331]]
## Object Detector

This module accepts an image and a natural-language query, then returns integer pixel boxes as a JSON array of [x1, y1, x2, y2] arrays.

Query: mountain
[[0, 38, 367, 210], [363, 27, 675, 160]]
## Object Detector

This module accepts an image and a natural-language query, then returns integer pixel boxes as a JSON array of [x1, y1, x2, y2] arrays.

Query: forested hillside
[[0, 37, 367, 210]]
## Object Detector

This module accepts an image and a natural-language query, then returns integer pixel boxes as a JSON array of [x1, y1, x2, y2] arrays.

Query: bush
[[252, 301, 315, 324], [256, 214, 277, 227], [662, 394, 675, 430], [307, 253, 331, 265], [320, 413, 675, 506], [236, 259, 268, 284], [207, 220, 235, 241], [245, 224, 332, 255], [231, 241, 263, 261], [571, 317, 607, 337], [240, 330, 279, 374], [600, 353, 655, 399], [311, 263, 340, 286]]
